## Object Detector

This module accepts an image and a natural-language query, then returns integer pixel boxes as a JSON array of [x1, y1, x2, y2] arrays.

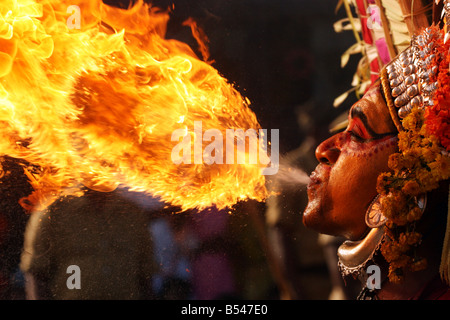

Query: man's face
[[303, 82, 398, 240]]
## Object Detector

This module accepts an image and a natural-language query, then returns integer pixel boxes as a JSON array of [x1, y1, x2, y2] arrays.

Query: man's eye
[[348, 122, 370, 141], [349, 130, 365, 141]]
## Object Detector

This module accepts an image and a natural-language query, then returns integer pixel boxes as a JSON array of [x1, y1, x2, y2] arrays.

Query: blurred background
[[1, 0, 362, 300]]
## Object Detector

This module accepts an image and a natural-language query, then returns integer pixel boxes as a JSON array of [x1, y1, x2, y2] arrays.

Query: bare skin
[[303, 81, 398, 240]]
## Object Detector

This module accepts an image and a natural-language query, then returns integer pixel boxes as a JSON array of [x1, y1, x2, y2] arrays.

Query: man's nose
[[315, 134, 341, 165]]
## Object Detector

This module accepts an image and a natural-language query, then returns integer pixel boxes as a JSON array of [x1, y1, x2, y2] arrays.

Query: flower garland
[[377, 28, 450, 283]]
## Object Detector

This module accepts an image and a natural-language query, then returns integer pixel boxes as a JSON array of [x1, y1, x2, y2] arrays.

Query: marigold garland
[[425, 38, 450, 152], [377, 28, 450, 283]]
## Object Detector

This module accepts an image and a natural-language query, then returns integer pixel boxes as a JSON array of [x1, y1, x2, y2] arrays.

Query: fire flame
[[0, 0, 268, 211]]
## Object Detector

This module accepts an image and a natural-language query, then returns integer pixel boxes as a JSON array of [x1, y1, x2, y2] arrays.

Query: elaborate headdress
[[378, 20, 450, 283], [336, 0, 450, 286]]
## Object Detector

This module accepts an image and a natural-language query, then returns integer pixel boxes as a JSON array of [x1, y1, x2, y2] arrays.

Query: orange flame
[[0, 0, 269, 211]]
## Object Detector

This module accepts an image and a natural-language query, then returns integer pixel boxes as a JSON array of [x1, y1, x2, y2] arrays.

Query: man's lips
[[307, 165, 330, 190], [308, 170, 321, 187]]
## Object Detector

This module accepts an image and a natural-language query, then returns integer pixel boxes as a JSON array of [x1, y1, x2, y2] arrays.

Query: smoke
[[272, 161, 311, 187]]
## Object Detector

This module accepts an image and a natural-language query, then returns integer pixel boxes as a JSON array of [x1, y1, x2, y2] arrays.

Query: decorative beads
[[383, 26, 443, 120]]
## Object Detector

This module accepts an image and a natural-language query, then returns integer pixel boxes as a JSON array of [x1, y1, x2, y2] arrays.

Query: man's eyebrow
[[350, 106, 395, 139]]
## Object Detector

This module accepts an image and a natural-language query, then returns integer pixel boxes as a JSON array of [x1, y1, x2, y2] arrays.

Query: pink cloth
[[375, 38, 391, 65]]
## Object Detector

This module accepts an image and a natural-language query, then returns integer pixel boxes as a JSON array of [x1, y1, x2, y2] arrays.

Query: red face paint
[[337, 117, 398, 158]]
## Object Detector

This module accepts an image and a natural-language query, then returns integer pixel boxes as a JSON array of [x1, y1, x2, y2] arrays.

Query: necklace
[[337, 227, 386, 299]]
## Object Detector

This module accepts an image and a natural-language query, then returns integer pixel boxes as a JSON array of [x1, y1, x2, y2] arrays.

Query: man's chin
[[302, 196, 343, 238], [303, 201, 368, 241], [302, 196, 326, 232]]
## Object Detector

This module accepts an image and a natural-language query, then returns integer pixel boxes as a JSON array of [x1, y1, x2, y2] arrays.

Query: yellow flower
[[397, 131, 410, 151], [402, 180, 421, 196], [402, 150, 421, 171], [428, 153, 450, 180], [409, 258, 428, 272], [380, 192, 396, 219], [388, 153, 404, 172], [388, 271, 403, 284], [399, 231, 422, 246], [415, 168, 439, 192], [376, 172, 392, 195], [376, 99, 449, 283], [407, 207, 423, 222], [420, 146, 437, 163], [402, 107, 424, 131]]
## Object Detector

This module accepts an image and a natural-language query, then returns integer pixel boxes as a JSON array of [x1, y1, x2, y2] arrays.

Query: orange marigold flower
[[381, 238, 410, 262], [381, 241, 399, 262], [407, 207, 423, 222], [388, 153, 404, 172], [392, 254, 412, 269], [376, 172, 393, 195], [391, 212, 409, 226], [419, 146, 438, 163], [426, 41, 450, 151], [402, 151, 421, 170], [380, 191, 411, 226], [402, 107, 424, 131], [380, 193, 393, 218], [415, 168, 439, 192], [399, 231, 422, 246], [397, 131, 410, 151], [409, 258, 428, 272], [388, 266, 404, 284], [428, 153, 450, 180], [402, 180, 421, 196]]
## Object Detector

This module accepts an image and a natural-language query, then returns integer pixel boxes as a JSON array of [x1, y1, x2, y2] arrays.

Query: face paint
[[303, 81, 399, 240], [338, 131, 398, 158]]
